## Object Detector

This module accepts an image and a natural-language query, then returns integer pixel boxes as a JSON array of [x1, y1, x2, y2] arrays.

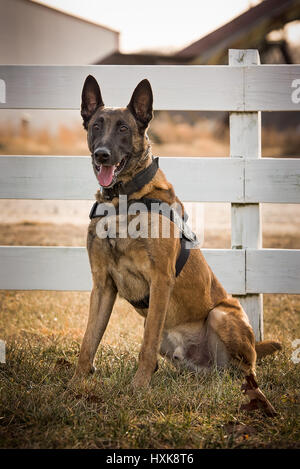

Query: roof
[[176, 0, 300, 61], [27, 0, 119, 35], [97, 51, 188, 65], [96, 0, 300, 66]]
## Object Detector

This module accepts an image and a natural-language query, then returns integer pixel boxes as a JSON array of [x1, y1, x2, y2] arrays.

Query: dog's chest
[[109, 251, 150, 302], [89, 224, 151, 305]]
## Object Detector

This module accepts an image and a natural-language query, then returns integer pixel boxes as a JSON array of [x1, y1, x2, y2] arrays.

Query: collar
[[102, 157, 159, 200]]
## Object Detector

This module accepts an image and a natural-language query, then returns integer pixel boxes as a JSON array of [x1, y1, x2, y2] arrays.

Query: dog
[[74, 75, 281, 416]]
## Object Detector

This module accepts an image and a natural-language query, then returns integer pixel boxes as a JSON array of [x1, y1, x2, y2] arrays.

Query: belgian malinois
[[74, 75, 281, 416]]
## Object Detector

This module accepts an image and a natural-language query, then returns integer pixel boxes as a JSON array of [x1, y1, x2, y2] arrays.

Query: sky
[[33, 0, 265, 53]]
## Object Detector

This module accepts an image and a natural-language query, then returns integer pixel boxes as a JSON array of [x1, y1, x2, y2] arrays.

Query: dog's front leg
[[132, 274, 174, 389], [74, 278, 117, 377]]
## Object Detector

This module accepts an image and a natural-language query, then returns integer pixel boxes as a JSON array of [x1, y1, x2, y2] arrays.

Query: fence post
[[229, 49, 263, 340]]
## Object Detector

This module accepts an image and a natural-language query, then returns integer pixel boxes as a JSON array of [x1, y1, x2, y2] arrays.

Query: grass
[[0, 295, 299, 449], [0, 221, 299, 448]]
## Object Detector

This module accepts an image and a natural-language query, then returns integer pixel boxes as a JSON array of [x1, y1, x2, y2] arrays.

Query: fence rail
[[0, 156, 300, 203], [0, 64, 299, 111], [0, 246, 300, 295], [0, 49, 300, 340], [0, 247, 246, 293], [0, 246, 299, 295]]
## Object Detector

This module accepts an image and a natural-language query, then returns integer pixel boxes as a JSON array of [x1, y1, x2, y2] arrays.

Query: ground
[[0, 203, 299, 449]]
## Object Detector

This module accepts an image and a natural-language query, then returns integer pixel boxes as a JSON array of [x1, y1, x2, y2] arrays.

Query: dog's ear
[[127, 79, 153, 127], [81, 75, 104, 130]]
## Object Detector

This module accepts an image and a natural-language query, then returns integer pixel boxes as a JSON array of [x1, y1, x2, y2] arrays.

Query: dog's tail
[[255, 340, 282, 359]]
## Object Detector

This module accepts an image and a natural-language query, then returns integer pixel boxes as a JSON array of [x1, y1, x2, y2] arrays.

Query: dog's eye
[[93, 119, 104, 131], [119, 125, 128, 132]]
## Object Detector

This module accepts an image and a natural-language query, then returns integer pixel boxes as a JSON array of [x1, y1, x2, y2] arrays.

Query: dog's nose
[[94, 147, 111, 163], [173, 346, 184, 361]]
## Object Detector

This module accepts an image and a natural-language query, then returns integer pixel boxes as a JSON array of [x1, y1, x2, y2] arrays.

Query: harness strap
[[129, 237, 190, 309], [175, 237, 190, 277], [89, 196, 199, 310]]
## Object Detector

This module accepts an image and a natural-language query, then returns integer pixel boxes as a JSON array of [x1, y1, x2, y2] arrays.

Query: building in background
[[100, 0, 300, 65], [175, 0, 300, 64], [0, 0, 119, 65], [0, 0, 120, 134], [99, 0, 300, 132]]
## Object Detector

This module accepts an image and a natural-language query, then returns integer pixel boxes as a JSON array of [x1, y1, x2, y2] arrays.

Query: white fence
[[0, 50, 299, 340]]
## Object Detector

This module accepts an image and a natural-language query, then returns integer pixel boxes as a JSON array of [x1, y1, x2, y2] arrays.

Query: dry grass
[[0, 123, 88, 156], [1, 114, 300, 157], [0, 289, 299, 449]]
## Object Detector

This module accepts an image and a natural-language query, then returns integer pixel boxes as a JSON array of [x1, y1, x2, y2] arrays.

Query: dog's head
[[81, 75, 153, 188]]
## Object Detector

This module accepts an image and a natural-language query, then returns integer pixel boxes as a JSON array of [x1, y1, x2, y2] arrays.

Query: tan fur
[[255, 340, 282, 359], [75, 78, 281, 416]]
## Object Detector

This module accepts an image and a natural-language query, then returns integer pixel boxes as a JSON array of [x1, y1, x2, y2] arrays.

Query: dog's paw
[[72, 364, 96, 381], [132, 371, 151, 389]]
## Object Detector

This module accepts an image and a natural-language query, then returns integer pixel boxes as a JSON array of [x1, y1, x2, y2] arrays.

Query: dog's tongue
[[97, 165, 115, 187]]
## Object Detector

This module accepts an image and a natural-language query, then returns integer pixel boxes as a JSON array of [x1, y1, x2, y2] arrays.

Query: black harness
[[89, 158, 199, 309]]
